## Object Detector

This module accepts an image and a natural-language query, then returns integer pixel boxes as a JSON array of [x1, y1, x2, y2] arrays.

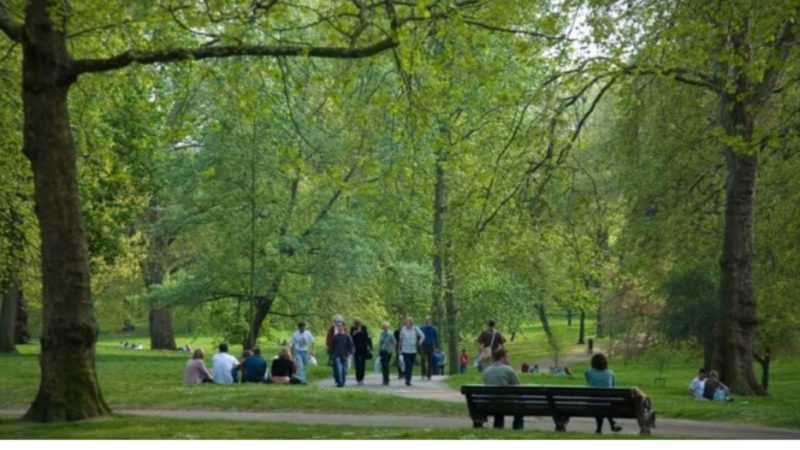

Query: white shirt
[[292, 330, 314, 351], [212, 352, 239, 384], [399, 326, 424, 354], [689, 376, 706, 398]]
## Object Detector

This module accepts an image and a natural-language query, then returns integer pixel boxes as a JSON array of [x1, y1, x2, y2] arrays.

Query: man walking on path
[[477, 319, 505, 369], [483, 348, 523, 430], [419, 316, 439, 380], [291, 322, 314, 383]]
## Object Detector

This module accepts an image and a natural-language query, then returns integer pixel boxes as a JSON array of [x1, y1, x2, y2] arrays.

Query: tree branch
[[73, 38, 398, 75], [461, 18, 568, 42]]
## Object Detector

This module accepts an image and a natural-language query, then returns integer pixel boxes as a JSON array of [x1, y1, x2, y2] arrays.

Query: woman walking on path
[[398, 316, 425, 386], [584, 353, 623, 434], [378, 321, 397, 385], [331, 321, 354, 388], [350, 318, 373, 385]]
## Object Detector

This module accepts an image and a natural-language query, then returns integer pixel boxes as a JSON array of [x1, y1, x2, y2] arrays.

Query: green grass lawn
[[0, 414, 646, 439], [0, 335, 464, 417]]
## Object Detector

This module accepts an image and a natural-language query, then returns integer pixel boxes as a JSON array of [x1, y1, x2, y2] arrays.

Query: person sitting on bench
[[584, 353, 623, 434], [482, 347, 523, 430]]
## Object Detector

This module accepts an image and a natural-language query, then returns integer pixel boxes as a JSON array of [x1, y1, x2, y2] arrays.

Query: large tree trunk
[[713, 87, 764, 395], [148, 308, 176, 350], [21, 1, 110, 421], [714, 148, 763, 394], [0, 273, 20, 354], [596, 306, 604, 338], [141, 198, 176, 351]]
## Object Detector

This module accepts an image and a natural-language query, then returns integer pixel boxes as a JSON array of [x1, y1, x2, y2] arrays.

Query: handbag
[[479, 329, 497, 360], [366, 349, 373, 360]]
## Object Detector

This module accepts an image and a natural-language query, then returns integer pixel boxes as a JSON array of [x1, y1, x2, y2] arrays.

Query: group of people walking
[[325, 314, 443, 388]]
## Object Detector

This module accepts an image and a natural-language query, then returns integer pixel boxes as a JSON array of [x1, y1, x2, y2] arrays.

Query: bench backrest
[[461, 385, 641, 418]]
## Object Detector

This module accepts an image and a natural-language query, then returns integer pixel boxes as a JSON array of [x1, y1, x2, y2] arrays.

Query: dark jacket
[[350, 326, 373, 353], [420, 325, 439, 349], [331, 332, 355, 359], [271, 357, 296, 378], [243, 354, 267, 382]]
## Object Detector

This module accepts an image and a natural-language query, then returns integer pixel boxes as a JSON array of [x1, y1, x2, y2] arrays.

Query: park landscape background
[[1, 0, 800, 439]]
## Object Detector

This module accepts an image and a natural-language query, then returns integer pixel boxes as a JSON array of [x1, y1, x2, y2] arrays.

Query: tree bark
[[596, 306, 604, 338], [444, 270, 459, 375], [534, 303, 558, 365], [0, 273, 20, 353], [21, 0, 110, 421], [15, 290, 30, 344], [141, 198, 177, 350], [712, 87, 764, 395], [431, 151, 446, 327], [577, 309, 585, 344], [753, 348, 770, 393], [566, 308, 572, 326]]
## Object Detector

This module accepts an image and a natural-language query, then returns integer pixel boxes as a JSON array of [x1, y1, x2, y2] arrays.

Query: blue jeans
[[294, 350, 308, 383], [460, 363, 467, 373], [402, 353, 416, 385], [333, 356, 348, 387]]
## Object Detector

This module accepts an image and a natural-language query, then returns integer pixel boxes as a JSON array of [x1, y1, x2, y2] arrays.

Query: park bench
[[460, 385, 656, 435]]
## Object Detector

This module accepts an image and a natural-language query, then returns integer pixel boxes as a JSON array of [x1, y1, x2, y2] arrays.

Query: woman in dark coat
[[350, 318, 373, 385]]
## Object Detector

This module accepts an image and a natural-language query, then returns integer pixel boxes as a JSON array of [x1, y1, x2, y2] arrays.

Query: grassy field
[[0, 335, 465, 417], [0, 413, 648, 439]]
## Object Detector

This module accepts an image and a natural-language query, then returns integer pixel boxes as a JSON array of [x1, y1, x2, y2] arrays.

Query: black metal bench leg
[[471, 415, 486, 428]]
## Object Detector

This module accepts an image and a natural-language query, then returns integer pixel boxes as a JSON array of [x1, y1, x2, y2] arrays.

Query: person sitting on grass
[[212, 343, 239, 384], [243, 347, 267, 383], [702, 370, 732, 402], [184, 349, 213, 384], [688, 367, 708, 399], [269, 347, 302, 384], [235, 349, 253, 383], [483, 348, 524, 430], [584, 353, 623, 434]]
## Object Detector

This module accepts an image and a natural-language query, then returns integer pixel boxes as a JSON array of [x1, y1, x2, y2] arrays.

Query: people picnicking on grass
[[242, 347, 267, 383], [184, 348, 213, 384], [211, 343, 239, 384], [687, 367, 733, 402], [267, 347, 303, 384]]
